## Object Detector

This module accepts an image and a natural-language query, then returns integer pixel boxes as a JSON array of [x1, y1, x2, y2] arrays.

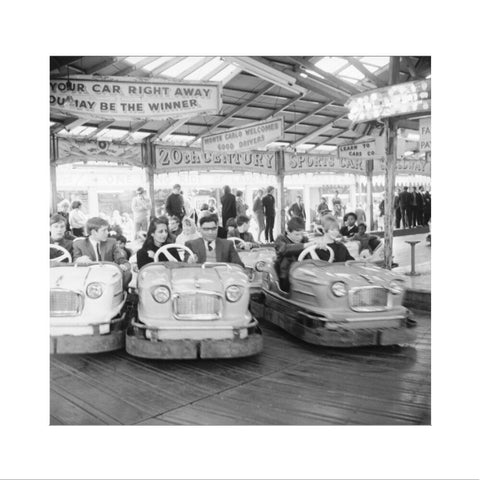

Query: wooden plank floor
[[50, 311, 430, 425]]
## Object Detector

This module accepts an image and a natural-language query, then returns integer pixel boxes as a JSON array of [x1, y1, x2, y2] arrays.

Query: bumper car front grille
[[173, 293, 222, 320], [50, 289, 84, 316], [349, 287, 389, 312]]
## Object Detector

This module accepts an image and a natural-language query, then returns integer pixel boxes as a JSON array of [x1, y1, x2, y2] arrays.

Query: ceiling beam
[[50, 57, 84, 72], [346, 57, 388, 87], [203, 59, 229, 80], [150, 119, 190, 142], [148, 57, 186, 77], [115, 57, 162, 76], [187, 84, 273, 145], [50, 117, 87, 134], [285, 102, 334, 132], [267, 93, 304, 119], [118, 120, 149, 142], [291, 113, 348, 148], [85, 120, 115, 139], [403, 56, 419, 79], [315, 129, 350, 146], [178, 57, 213, 79], [288, 56, 363, 95], [85, 57, 123, 75]]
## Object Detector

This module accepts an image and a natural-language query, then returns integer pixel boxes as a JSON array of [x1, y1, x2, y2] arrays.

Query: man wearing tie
[[184, 213, 244, 267], [73, 217, 132, 289]]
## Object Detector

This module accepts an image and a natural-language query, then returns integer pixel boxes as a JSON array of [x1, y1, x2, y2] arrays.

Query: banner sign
[[50, 75, 222, 120], [201, 118, 284, 153], [419, 117, 431, 152], [346, 79, 431, 123], [373, 158, 431, 176], [284, 153, 368, 175], [56, 137, 143, 166], [154, 146, 277, 174], [337, 138, 385, 161]]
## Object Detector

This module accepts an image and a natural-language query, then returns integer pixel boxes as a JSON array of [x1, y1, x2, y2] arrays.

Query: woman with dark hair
[[69, 200, 87, 237], [236, 190, 248, 216], [220, 185, 236, 228], [136, 216, 181, 269]]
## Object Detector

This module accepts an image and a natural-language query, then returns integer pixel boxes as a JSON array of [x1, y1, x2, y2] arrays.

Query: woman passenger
[[136, 216, 181, 269]]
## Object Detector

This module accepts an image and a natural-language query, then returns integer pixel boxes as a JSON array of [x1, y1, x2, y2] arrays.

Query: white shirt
[[89, 238, 101, 261]]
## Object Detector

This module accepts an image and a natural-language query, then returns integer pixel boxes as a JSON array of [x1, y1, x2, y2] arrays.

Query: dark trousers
[[410, 206, 418, 227], [424, 207, 431, 225], [265, 215, 275, 242], [400, 207, 410, 229], [395, 208, 401, 228], [417, 207, 424, 226]]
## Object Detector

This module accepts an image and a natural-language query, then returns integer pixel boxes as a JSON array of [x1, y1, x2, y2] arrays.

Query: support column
[[383, 56, 401, 269], [276, 151, 286, 235], [145, 141, 155, 218], [304, 185, 311, 230], [349, 176, 357, 212], [50, 134, 57, 215], [366, 159, 374, 230]]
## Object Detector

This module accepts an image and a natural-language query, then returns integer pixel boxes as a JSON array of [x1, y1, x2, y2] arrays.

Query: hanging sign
[[284, 153, 367, 175], [201, 118, 284, 153], [154, 146, 277, 174], [346, 79, 431, 123], [337, 138, 385, 161], [419, 117, 431, 152], [56, 137, 143, 167], [50, 75, 222, 120], [373, 158, 431, 176]]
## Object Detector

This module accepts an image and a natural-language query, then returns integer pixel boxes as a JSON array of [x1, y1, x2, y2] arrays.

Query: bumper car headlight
[[86, 282, 104, 299], [389, 280, 404, 295], [226, 285, 244, 302], [331, 281, 347, 297], [152, 286, 171, 303]]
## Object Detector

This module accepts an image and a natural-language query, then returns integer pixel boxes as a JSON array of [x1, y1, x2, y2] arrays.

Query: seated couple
[[136, 214, 245, 270], [275, 216, 354, 292], [50, 215, 132, 289]]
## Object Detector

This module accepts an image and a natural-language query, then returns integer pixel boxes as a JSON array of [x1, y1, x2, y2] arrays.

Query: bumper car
[[50, 245, 127, 354], [250, 244, 416, 348], [126, 244, 263, 359], [228, 237, 276, 297]]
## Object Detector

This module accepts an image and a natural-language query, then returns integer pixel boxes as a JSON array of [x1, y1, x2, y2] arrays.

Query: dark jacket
[[274, 233, 309, 280], [165, 192, 185, 218], [73, 237, 129, 265], [416, 192, 424, 208], [184, 237, 244, 267], [220, 192, 237, 226], [137, 236, 180, 269], [399, 190, 411, 208], [319, 242, 355, 262], [262, 194, 275, 218], [340, 225, 358, 238], [287, 202, 306, 219]]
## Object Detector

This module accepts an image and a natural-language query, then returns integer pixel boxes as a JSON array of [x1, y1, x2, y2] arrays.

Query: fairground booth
[[51, 56, 431, 256]]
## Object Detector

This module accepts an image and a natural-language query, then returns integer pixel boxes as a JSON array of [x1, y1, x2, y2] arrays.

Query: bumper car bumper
[[126, 318, 263, 359]]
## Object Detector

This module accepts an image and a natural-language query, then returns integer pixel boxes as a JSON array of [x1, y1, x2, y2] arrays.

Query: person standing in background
[[423, 188, 431, 225], [235, 190, 248, 216], [394, 188, 402, 229], [262, 186, 276, 243], [399, 186, 411, 229], [131, 187, 152, 236], [287, 194, 306, 220], [69, 200, 87, 237], [417, 186, 425, 226], [220, 185, 237, 228], [252, 189, 265, 242], [165, 184, 186, 221], [410, 186, 418, 227], [57, 199, 71, 233]]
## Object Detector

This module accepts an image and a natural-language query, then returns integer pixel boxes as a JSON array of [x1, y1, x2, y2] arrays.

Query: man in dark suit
[[417, 186, 425, 226], [220, 185, 237, 228], [399, 186, 411, 229], [184, 213, 244, 267], [262, 186, 276, 242], [287, 194, 306, 221], [394, 188, 402, 228], [73, 217, 132, 288]]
